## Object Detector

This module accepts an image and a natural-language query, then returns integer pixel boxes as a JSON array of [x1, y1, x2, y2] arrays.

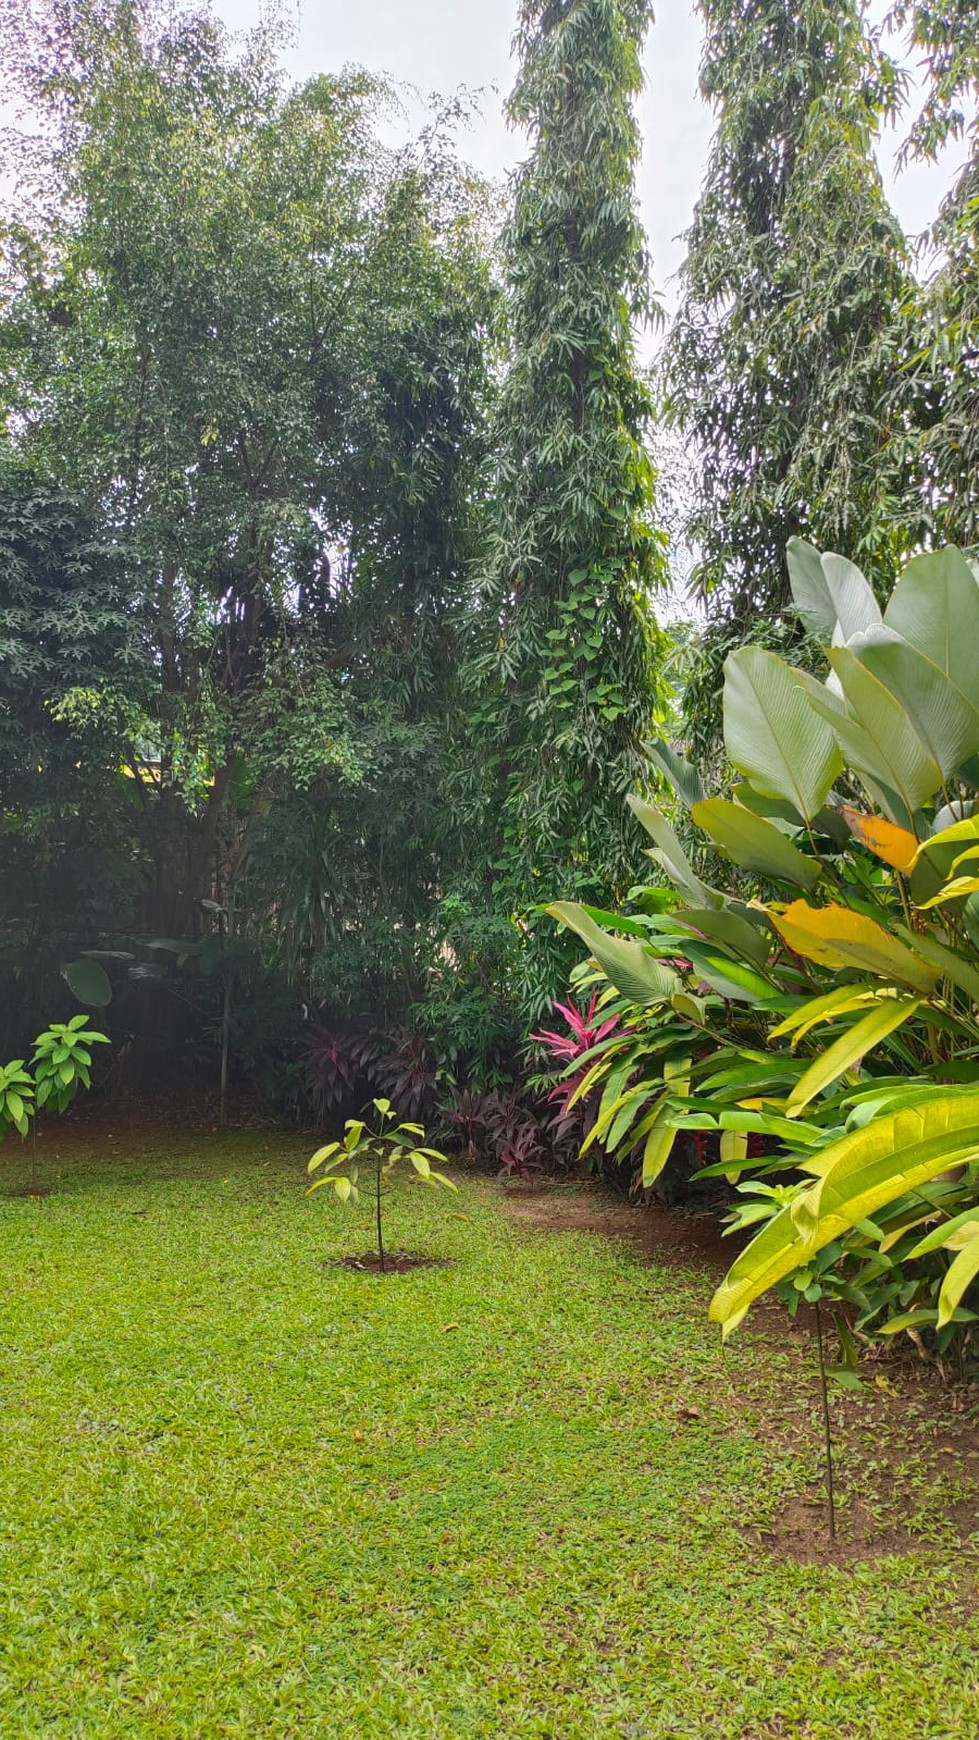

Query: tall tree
[[892, 1, 979, 549], [0, 1, 494, 960], [664, 0, 916, 634], [471, 0, 665, 1011]]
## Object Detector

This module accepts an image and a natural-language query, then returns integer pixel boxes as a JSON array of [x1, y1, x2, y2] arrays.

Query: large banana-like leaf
[[786, 538, 882, 643], [768, 901, 939, 995], [673, 905, 771, 967], [884, 545, 979, 671], [723, 646, 842, 819], [691, 800, 820, 890], [893, 923, 979, 1004], [785, 997, 922, 1115], [710, 1091, 979, 1334], [548, 903, 679, 1005], [851, 629, 979, 782], [817, 652, 943, 819]]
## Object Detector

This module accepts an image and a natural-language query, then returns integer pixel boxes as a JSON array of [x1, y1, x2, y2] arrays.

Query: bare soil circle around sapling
[[324, 1252, 451, 1275]]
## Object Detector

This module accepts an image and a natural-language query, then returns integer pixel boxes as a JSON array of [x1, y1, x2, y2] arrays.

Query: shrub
[[547, 539, 979, 1364]]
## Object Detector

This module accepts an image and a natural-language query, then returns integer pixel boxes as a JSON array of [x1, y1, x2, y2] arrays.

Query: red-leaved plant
[[530, 996, 621, 1152]]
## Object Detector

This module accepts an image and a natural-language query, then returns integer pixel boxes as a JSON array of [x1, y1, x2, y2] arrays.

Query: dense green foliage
[[0, 1, 497, 1080], [2, 1131, 978, 1736], [549, 538, 979, 1358], [665, 0, 915, 626], [468, 0, 666, 1018]]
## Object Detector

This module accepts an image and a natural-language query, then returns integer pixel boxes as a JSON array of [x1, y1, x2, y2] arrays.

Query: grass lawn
[[2, 1130, 979, 1739]]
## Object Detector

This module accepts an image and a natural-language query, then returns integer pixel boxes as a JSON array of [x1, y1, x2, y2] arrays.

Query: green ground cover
[[1, 1132, 978, 1739]]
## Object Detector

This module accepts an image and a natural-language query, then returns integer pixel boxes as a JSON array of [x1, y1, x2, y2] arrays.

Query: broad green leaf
[[682, 941, 778, 1004], [691, 799, 820, 890], [547, 903, 679, 1005], [711, 1091, 979, 1333], [334, 1176, 353, 1203], [894, 924, 979, 1004], [62, 957, 112, 1009], [812, 652, 943, 819], [787, 538, 882, 643], [671, 991, 707, 1025], [626, 797, 720, 907], [769, 901, 939, 995], [723, 646, 842, 819], [852, 628, 979, 783], [785, 998, 922, 1115], [673, 906, 771, 967]]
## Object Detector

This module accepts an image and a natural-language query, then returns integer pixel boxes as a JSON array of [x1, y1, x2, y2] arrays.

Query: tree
[[0, 0, 495, 980], [891, 1, 979, 549], [664, 0, 916, 635], [469, 0, 666, 1015]]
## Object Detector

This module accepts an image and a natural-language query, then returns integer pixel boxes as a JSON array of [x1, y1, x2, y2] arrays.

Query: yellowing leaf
[[768, 901, 939, 995], [710, 1091, 979, 1334], [839, 806, 918, 870]]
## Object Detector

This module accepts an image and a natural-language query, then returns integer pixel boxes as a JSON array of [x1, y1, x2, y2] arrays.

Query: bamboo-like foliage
[[664, 0, 917, 627]]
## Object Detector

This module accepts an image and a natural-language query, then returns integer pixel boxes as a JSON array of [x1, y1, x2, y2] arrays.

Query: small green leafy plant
[[32, 1017, 109, 1114], [0, 1060, 36, 1140], [0, 1017, 109, 1192], [307, 1098, 457, 1272]]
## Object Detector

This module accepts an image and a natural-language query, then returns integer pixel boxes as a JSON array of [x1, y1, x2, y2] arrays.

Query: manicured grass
[[1, 1131, 978, 1738]]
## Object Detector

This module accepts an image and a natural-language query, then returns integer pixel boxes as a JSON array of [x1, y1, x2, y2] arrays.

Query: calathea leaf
[[691, 799, 820, 890], [723, 645, 842, 819], [547, 903, 679, 1005], [767, 901, 939, 994], [786, 538, 882, 643]]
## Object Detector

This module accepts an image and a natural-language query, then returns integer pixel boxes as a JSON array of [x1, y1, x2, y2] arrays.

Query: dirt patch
[[327, 1252, 450, 1276], [500, 1180, 735, 1269], [2, 1183, 52, 1200], [745, 1492, 979, 1568]]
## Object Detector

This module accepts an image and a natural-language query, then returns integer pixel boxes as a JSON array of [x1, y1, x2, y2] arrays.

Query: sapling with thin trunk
[[307, 1098, 457, 1271]]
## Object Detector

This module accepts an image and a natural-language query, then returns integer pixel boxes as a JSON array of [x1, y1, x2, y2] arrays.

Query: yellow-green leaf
[[938, 1232, 979, 1327], [786, 998, 921, 1115], [769, 901, 939, 994]]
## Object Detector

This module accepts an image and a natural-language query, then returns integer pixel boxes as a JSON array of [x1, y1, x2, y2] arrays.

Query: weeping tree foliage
[[469, 0, 666, 1013], [891, 1, 979, 549], [664, 0, 916, 640]]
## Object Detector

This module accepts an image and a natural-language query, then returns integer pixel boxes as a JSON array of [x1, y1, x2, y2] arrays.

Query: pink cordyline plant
[[530, 995, 622, 1122]]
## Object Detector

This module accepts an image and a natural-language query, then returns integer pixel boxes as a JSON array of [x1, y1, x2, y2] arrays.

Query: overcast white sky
[[215, 0, 965, 307]]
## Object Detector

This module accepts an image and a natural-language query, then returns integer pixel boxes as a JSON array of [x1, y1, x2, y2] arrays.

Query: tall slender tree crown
[[664, 0, 914, 629], [473, 0, 665, 992]]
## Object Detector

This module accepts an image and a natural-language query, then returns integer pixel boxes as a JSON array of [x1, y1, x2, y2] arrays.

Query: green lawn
[[1, 1131, 978, 1739]]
